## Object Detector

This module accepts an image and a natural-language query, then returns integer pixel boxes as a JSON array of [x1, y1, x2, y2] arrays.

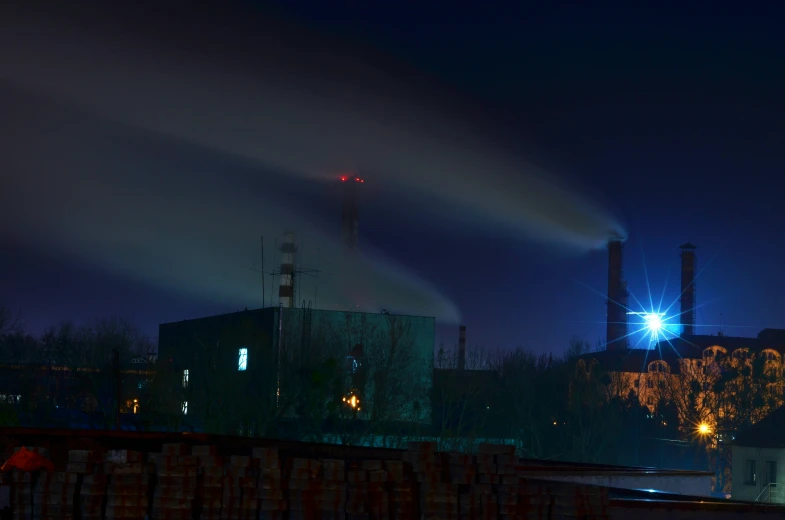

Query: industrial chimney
[[458, 325, 466, 371], [341, 175, 361, 250], [679, 243, 697, 336], [606, 236, 629, 350], [278, 232, 296, 308]]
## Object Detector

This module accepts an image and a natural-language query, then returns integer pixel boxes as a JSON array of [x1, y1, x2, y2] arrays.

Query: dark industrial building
[[158, 306, 436, 435]]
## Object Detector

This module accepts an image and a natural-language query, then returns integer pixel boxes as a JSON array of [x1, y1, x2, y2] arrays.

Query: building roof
[[583, 329, 785, 374], [733, 405, 785, 448]]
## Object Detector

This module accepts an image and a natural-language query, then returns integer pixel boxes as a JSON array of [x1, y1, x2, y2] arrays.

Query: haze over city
[[2, 0, 784, 352]]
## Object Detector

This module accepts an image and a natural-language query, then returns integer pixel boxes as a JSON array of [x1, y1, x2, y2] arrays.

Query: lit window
[[238, 348, 248, 371], [182, 369, 189, 388], [182, 401, 188, 415]]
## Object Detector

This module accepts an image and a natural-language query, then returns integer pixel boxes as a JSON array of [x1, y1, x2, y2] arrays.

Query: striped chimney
[[278, 231, 296, 308]]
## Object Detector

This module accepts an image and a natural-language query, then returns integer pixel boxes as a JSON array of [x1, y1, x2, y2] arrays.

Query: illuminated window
[[0, 394, 21, 404], [182, 401, 188, 415], [182, 369, 189, 388], [238, 348, 248, 371]]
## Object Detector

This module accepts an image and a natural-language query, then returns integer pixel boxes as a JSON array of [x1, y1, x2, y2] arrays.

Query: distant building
[[0, 358, 155, 427], [731, 405, 785, 503], [584, 329, 785, 427], [157, 307, 436, 435]]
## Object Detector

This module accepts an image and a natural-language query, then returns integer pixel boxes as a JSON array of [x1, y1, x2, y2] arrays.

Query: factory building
[[588, 240, 785, 433], [157, 307, 435, 435]]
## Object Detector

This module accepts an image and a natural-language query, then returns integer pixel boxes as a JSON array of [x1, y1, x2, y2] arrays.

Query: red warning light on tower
[[340, 176, 347, 182]]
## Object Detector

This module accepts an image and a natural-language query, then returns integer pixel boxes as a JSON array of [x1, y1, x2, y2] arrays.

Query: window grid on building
[[182, 369, 189, 388]]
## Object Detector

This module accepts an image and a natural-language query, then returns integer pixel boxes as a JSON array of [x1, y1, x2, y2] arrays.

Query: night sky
[[2, 1, 784, 354]]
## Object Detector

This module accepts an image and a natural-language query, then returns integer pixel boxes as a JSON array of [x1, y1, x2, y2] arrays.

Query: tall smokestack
[[679, 243, 697, 336], [341, 175, 362, 250], [606, 236, 629, 350], [458, 325, 466, 371], [278, 231, 296, 308]]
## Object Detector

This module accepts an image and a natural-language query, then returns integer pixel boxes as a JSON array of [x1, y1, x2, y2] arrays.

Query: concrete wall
[[731, 445, 785, 503], [532, 472, 713, 498]]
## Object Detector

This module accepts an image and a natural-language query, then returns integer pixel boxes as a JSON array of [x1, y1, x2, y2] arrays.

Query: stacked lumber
[[222, 454, 257, 520], [104, 450, 148, 520], [9, 469, 32, 520], [387, 460, 413, 520], [33, 471, 77, 520], [193, 445, 223, 520], [252, 447, 285, 520], [150, 443, 196, 520], [382, 460, 412, 520], [287, 457, 341, 520], [405, 442, 458, 520], [443, 451, 493, 520], [344, 460, 389, 520], [71, 451, 105, 520]]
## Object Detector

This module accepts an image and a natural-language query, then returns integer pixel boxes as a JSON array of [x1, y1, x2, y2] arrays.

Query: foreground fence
[[1, 439, 611, 520]]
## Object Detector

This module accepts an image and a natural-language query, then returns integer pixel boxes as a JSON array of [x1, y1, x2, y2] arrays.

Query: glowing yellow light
[[698, 423, 711, 435], [344, 394, 360, 409]]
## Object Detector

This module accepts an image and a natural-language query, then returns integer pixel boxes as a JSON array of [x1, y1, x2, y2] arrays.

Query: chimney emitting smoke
[[606, 237, 629, 350]]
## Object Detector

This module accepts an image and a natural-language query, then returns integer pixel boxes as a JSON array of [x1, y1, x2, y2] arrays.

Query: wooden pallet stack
[[9, 468, 32, 520], [223, 454, 258, 520], [104, 450, 148, 520], [33, 471, 77, 520], [219, 455, 245, 520], [287, 457, 334, 520], [150, 443, 197, 520], [502, 480, 550, 520], [345, 460, 389, 520], [4, 449, 45, 520], [384, 460, 413, 520], [445, 451, 482, 520], [405, 442, 458, 520], [252, 447, 285, 520], [193, 445, 223, 520], [462, 483, 496, 520], [70, 450, 104, 520]]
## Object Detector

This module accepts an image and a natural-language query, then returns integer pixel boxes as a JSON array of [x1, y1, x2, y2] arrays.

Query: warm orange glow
[[698, 422, 711, 435], [343, 394, 360, 409]]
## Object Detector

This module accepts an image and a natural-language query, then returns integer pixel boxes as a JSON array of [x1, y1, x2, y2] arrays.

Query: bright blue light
[[644, 313, 663, 333], [627, 310, 677, 347]]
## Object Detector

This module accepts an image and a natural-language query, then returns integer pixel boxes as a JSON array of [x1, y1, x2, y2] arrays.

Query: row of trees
[[1, 306, 780, 483], [0, 307, 154, 429]]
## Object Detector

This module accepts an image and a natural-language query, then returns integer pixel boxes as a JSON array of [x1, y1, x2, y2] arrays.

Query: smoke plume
[[0, 2, 624, 322]]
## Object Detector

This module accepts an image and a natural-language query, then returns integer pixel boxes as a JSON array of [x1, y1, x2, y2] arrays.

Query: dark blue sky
[[2, 1, 784, 353]]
